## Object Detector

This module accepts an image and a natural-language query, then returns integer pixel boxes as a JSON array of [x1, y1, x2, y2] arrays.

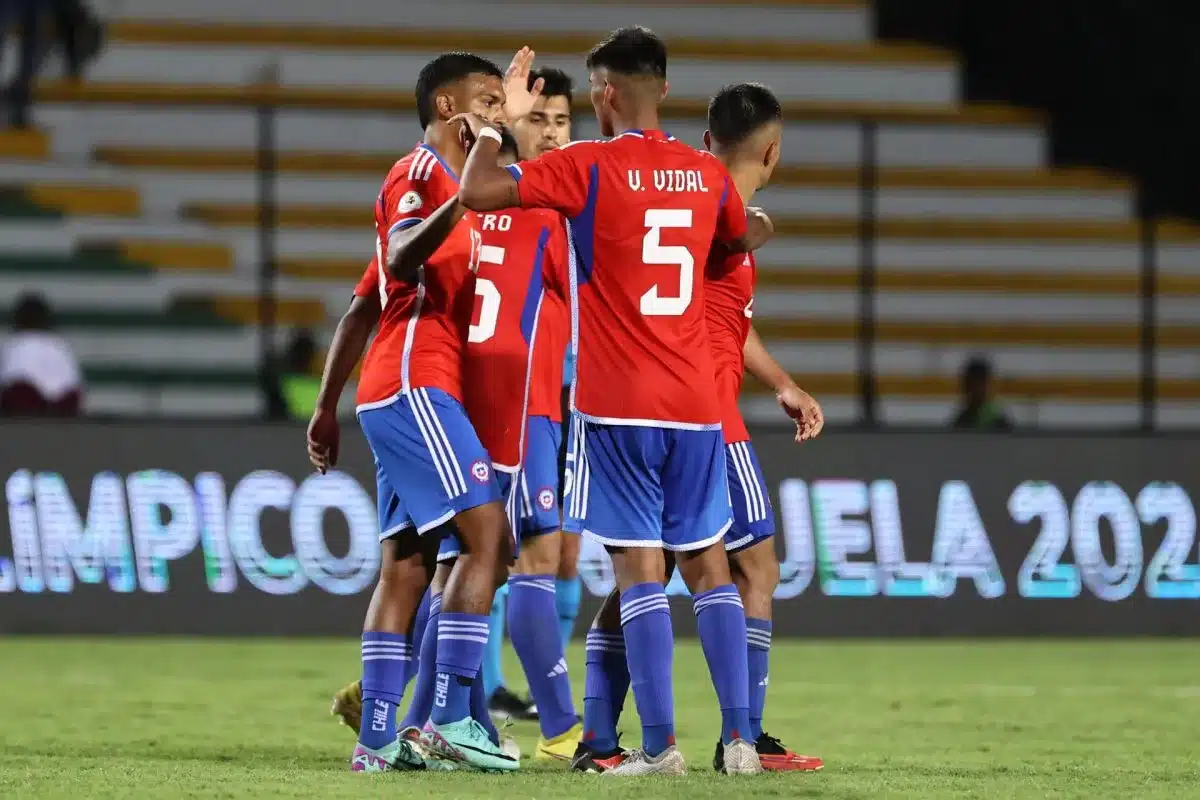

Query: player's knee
[[591, 586, 622, 632], [516, 530, 560, 575], [608, 545, 666, 590], [737, 540, 780, 594], [556, 534, 581, 580], [676, 542, 733, 595]]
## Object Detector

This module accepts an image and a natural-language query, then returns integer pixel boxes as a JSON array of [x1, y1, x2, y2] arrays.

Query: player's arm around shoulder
[[710, 161, 774, 253], [459, 113, 594, 217]]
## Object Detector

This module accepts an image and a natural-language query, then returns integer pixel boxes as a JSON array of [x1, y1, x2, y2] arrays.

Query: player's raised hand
[[777, 384, 824, 443], [307, 407, 340, 474], [503, 47, 544, 122]]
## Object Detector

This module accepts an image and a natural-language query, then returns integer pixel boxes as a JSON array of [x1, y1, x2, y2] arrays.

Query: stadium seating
[[4, 0, 1199, 425]]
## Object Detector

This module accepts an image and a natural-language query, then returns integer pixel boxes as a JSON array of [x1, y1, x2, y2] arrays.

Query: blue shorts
[[437, 416, 562, 563], [562, 414, 733, 551], [518, 415, 563, 537], [722, 440, 776, 553], [359, 387, 502, 538]]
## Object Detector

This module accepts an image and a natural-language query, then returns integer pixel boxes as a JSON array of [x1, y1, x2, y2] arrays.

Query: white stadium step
[[0, 159, 1128, 222], [107, 0, 873, 43], [83, 44, 956, 106], [36, 107, 1048, 170], [764, 341, 1200, 380], [754, 290, 1200, 324]]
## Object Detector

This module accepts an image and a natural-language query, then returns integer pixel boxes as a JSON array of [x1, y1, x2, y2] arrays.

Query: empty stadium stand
[[3, 0, 1198, 426]]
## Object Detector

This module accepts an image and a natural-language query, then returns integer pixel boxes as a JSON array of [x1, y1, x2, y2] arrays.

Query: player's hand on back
[[502, 47, 544, 122], [747, 206, 774, 238], [777, 384, 824, 443], [307, 407, 340, 474]]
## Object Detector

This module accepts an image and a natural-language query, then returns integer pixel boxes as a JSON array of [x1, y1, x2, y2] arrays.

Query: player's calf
[[427, 502, 519, 771], [508, 531, 580, 753], [678, 543, 759, 773], [730, 538, 778, 743], [555, 532, 583, 647], [356, 536, 436, 754]]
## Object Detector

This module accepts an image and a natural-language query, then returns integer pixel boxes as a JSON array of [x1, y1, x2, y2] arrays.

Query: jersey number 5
[[640, 209, 694, 317], [468, 244, 506, 343]]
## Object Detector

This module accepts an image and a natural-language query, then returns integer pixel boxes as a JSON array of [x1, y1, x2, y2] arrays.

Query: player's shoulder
[[386, 145, 448, 185]]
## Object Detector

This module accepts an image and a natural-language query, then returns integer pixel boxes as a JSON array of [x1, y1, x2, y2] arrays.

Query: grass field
[[1, 638, 1197, 798]]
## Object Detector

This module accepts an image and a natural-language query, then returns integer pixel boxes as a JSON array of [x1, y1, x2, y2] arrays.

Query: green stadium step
[[0, 250, 151, 275], [0, 302, 236, 329], [0, 186, 61, 220], [84, 366, 257, 386]]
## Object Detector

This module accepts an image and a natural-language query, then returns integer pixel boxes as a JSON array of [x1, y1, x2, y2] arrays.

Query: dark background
[[2, 422, 1197, 636]]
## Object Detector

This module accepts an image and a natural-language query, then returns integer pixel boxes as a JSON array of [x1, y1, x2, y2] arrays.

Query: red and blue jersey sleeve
[[354, 258, 380, 298], [505, 143, 596, 218], [377, 147, 452, 238]]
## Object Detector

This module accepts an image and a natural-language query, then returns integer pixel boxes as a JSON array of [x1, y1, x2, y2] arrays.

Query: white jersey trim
[[493, 462, 520, 474], [356, 394, 401, 414], [573, 410, 722, 431]]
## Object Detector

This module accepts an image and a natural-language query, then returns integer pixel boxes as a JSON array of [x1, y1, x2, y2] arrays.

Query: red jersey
[[356, 144, 481, 409], [705, 249, 756, 444], [529, 286, 568, 422], [462, 208, 570, 469], [506, 130, 748, 429]]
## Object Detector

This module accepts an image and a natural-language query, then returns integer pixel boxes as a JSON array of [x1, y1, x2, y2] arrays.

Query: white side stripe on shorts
[[410, 388, 467, 498], [729, 442, 767, 523], [569, 416, 590, 520]]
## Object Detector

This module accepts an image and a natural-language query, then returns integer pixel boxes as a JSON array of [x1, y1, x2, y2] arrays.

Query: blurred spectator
[[951, 356, 1013, 431], [264, 329, 320, 420], [2, 0, 104, 128], [0, 292, 83, 416]]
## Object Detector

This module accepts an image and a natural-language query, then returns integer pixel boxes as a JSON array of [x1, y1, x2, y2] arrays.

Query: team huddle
[[306, 26, 825, 777]]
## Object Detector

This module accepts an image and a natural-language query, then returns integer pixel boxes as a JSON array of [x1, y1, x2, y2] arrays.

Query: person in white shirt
[[0, 293, 83, 416]]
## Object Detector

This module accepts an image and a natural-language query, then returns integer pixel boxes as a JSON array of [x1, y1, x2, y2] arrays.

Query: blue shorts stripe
[[408, 389, 461, 498], [415, 388, 468, 496]]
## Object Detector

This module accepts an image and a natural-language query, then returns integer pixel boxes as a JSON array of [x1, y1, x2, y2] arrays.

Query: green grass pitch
[[0, 638, 1197, 798]]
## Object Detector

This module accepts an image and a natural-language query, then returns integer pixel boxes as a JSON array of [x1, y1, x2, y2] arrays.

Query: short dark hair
[[707, 83, 783, 147], [963, 356, 993, 386], [13, 293, 50, 331], [497, 126, 520, 160], [586, 26, 667, 78], [530, 67, 574, 104], [414, 51, 503, 128]]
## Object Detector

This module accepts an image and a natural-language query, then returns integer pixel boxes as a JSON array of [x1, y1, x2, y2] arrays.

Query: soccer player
[[456, 28, 773, 776], [568, 83, 827, 776], [479, 65, 578, 721], [429, 125, 582, 761], [306, 50, 541, 774], [479, 65, 581, 718]]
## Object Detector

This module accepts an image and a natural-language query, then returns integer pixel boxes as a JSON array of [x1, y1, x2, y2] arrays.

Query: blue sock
[[556, 576, 582, 648], [358, 631, 411, 749], [399, 593, 441, 731], [747, 617, 772, 741], [620, 583, 675, 757], [583, 627, 628, 754], [694, 585, 751, 744], [508, 574, 577, 739], [481, 586, 506, 700], [404, 589, 432, 695], [430, 611, 489, 726], [469, 670, 501, 745]]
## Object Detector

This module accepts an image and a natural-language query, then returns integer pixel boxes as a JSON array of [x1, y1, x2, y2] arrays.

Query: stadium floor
[[1, 638, 1195, 798]]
